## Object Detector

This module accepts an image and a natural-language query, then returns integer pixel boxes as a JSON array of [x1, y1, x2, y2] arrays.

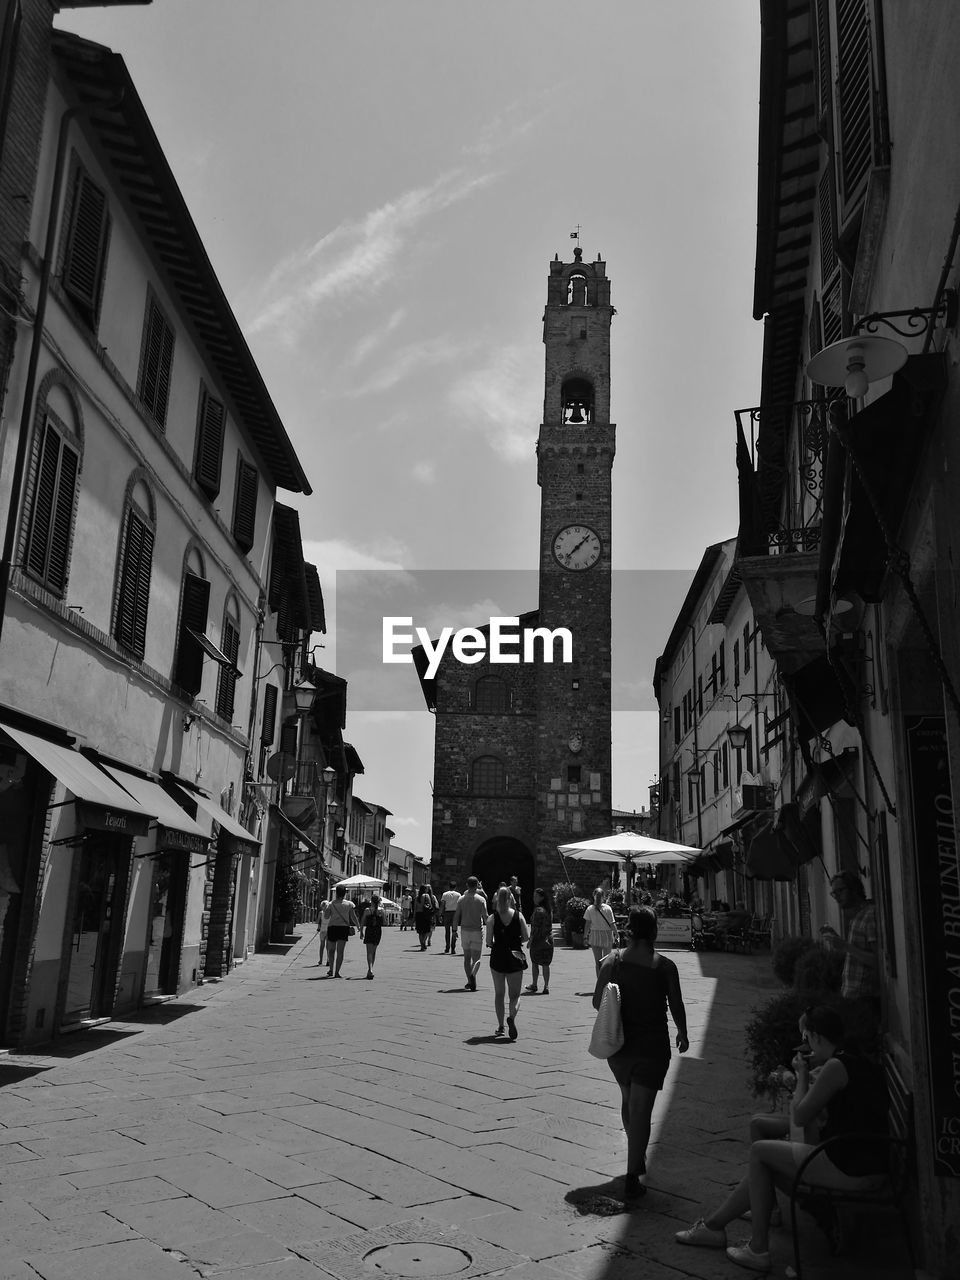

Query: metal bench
[[787, 1051, 914, 1279]]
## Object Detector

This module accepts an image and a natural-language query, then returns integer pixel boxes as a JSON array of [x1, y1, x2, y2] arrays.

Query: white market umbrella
[[334, 874, 385, 890], [558, 831, 701, 868]]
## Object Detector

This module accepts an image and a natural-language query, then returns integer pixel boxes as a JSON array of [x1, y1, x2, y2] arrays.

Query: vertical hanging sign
[[905, 714, 960, 1177]]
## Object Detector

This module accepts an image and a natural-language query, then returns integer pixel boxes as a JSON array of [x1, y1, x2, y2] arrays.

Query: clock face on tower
[[552, 524, 602, 571]]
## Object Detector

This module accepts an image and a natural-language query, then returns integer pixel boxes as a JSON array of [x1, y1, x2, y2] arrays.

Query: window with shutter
[[734, 639, 740, 688], [138, 291, 176, 428], [173, 571, 210, 696], [215, 615, 240, 721], [261, 684, 278, 746], [279, 719, 298, 757], [0, 3, 22, 149], [114, 507, 154, 657], [475, 676, 508, 713], [193, 384, 225, 499], [834, 0, 886, 232], [743, 624, 752, 673], [232, 459, 258, 552], [673, 706, 681, 742], [62, 163, 111, 330], [25, 417, 79, 596], [719, 640, 726, 686]]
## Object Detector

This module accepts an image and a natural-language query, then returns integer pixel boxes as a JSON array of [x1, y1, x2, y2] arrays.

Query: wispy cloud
[[247, 168, 497, 340], [411, 460, 437, 484], [348, 308, 407, 368], [448, 342, 542, 461], [302, 537, 409, 575], [348, 334, 476, 398]]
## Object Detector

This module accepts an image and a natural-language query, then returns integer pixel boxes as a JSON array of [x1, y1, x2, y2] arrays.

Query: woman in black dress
[[593, 906, 689, 1198], [414, 883, 437, 950], [526, 887, 554, 994], [485, 885, 529, 1039], [359, 892, 385, 979]]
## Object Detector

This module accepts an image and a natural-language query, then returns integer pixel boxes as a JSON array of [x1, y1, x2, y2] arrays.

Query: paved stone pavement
[[0, 928, 916, 1279]]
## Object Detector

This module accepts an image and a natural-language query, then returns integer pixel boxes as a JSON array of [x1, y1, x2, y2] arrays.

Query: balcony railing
[[288, 759, 320, 798], [736, 400, 830, 554]]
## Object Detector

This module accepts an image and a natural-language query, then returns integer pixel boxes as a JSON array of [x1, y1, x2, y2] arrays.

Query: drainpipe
[[0, 93, 123, 643]]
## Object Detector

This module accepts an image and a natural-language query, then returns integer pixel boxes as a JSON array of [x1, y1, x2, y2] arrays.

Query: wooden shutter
[[174, 572, 209, 695], [261, 683, 278, 746], [279, 718, 298, 757], [673, 706, 681, 742], [215, 616, 240, 721], [26, 419, 78, 595], [114, 508, 154, 656], [835, 0, 877, 226], [194, 385, 224, 499], [232, 459, 258, 552], [139, 294, 175, 427], [63, 166, 110, 328]]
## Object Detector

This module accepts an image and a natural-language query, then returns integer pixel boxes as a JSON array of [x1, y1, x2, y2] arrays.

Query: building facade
[[729, 2, 960, 1266], [418, 250, 615, 909], [0, 30, 314, 1045]]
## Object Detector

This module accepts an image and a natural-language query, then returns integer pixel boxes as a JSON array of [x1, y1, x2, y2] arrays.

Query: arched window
[[215, 595, 242, 722], [471, 755, 505, 795], [173, 547, 209, 697], [567, 273, 588, 305], [113, 476, 156, 658], [474, 676, 508, 713], [561, 375, 594, 425], [22, 375, 83, 597]]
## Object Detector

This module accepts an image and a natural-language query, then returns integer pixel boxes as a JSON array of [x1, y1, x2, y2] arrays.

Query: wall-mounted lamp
[[292, 679, 315, 717], [806, 289, 956, 397], [719, 689, 779, 752], [684, 761, 701, 781], [726, 724, 750, 752]]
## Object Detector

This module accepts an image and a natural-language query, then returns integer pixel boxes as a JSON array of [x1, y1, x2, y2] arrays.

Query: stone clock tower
[[416, 249, 614, 907], [534, 247, 615, 869]]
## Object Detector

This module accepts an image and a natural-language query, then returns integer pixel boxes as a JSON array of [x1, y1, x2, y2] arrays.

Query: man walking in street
[[440, 880, 462, 953], [453, 877, 487, 990], [399, 891, 412, 931]]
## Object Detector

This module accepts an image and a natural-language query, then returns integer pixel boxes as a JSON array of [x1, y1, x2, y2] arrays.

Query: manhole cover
[[572, 1194, 631, 1216], [364, 1243, 472, 1276]]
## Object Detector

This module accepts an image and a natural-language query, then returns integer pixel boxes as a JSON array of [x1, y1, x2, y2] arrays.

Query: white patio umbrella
[[558, 831, 702, 867], [334, 874, 385, 890]]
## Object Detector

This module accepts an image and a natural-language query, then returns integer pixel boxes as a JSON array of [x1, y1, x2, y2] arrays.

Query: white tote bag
[[588, 980, 624, 1058]]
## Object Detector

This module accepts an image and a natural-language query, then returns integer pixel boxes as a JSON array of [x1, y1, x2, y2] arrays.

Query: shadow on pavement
[[0, 1061, 52, 1086], [565, 1178, 634, 1217]]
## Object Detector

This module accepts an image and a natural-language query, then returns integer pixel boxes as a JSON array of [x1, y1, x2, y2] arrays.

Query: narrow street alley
[[1, 932, 914, 1280]]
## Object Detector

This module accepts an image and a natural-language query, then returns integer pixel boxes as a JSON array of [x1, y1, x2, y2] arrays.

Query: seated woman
[[674, 1004, 887, 1272]]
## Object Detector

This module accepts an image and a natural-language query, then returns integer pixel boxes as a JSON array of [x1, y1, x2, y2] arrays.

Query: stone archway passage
[[471, 837, 535, 916]]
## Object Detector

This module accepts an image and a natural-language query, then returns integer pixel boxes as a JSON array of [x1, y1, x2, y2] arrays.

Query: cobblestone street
[[1, 932, 914, 1279]]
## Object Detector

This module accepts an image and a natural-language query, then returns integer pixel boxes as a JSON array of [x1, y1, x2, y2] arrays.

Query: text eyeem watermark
[[383, 616, 574, 680]]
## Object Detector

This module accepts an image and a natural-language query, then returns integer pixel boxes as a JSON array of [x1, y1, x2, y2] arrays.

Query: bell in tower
[[561, 376, 594, 425]]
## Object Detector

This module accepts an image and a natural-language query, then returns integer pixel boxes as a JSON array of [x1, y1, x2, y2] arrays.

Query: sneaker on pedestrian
[[507, 1016, 518, 1041], [542, 987, 549, 994], [495, 1024, 505, 1036], [525, 983, 538, 993], [468, 976, 477, 991], [623, 1172, 646, 1199], [675, 1218, 727, 1249], [725, 1242, 772, 1272]]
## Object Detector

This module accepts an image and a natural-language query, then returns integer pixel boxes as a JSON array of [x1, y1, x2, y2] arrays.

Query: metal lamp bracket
[[854, 288, 957, 338]]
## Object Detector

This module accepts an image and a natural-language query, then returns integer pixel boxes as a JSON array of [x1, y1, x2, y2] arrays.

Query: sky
[[59, 0, 763, 859]]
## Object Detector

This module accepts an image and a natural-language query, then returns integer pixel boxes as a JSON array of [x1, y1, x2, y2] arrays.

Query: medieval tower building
[[416, 249, 614, 909]]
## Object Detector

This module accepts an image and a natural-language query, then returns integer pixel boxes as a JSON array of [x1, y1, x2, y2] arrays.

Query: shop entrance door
[[63, 837, 124, 1022], [143, 854, 186, 996]]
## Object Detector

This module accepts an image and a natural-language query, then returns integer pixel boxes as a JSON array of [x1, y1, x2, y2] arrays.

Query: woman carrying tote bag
[[592, 906, 689, 1200], [583, 887, 619, 977]]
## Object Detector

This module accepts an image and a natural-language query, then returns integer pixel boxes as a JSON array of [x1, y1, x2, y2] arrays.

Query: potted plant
[[271, 864, 299, 941], [563, 896, 590, 948]]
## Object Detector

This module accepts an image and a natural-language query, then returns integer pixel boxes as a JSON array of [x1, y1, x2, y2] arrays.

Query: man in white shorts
[[453, 876, 487, 990], [440, 881, 462, 953]]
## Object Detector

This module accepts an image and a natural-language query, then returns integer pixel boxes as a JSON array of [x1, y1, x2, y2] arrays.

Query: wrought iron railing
[[735, 399, 830, 554]]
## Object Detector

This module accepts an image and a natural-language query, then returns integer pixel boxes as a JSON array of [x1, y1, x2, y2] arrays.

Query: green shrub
[[552, 882, 578, 922], [607, 887, 625, 911], [744, 989, 808, 1098], [772, 934, 818, 986], [793, 943, 843, 995], [562, 896, 590, 946]]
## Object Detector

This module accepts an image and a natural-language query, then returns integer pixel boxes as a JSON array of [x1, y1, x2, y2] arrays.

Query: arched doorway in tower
[[472, 838, 535, 916]]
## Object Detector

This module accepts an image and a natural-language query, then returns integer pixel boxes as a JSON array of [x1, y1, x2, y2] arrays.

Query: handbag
[[589, 955, 624, 1058], [511, 949, 528, 970]]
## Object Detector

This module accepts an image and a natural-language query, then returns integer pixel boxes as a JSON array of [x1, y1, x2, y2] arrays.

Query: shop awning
[[175, 785, 261, 850], [271, 803, 321, 855], [102, 765, 210, 851], [0, 723, 153, 835]]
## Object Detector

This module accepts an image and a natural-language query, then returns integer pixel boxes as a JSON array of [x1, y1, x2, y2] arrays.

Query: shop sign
[[905, 714, 960, 1178], [75, 800, 150, 838], [655, 916, 692, 948], [157, 826, 208, 855]]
